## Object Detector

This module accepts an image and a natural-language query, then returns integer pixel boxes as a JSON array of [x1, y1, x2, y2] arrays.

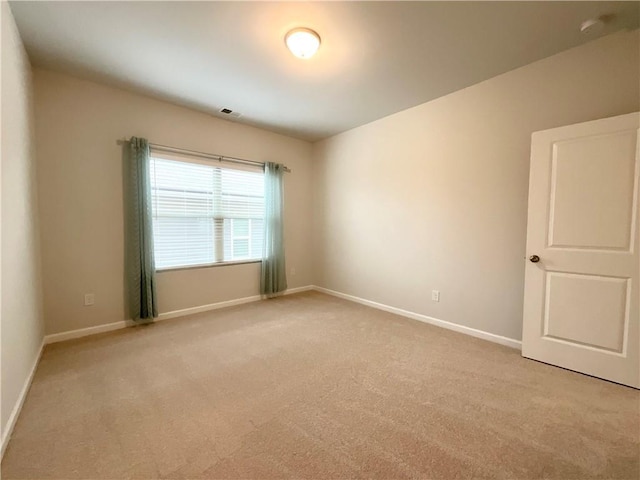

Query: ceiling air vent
[[219, 107, 241, 118]]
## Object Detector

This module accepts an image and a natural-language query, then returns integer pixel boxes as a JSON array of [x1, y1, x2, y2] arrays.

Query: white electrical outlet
[[84, 293, 95, 306], [431, 290, 440, 302]]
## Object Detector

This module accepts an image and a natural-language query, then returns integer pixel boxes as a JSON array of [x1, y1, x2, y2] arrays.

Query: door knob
[[529, 255, 540, 263]]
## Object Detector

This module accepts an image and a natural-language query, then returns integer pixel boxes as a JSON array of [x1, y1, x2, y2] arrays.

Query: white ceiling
[[9, 1, 639, 142]]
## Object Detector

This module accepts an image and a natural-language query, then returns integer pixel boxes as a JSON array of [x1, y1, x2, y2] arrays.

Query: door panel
[[522, 112, 639, 388], [549, 131, 637, 250], [543, 272, 628, 353]]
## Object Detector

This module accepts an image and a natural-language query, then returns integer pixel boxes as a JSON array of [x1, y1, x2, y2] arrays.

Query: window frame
[[156, 258, 261, 273], [149, 150, 265, 272]]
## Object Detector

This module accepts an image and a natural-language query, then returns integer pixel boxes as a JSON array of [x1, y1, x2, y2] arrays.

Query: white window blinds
[[149, 151, 265, 270]]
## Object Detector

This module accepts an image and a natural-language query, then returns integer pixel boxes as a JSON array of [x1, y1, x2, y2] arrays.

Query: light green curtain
[[126, 137, 157, 321], [261, 162, 287, 297]]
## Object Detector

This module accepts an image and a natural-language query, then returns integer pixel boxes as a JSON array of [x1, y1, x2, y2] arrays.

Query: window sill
[[156, 259, 261, 273]]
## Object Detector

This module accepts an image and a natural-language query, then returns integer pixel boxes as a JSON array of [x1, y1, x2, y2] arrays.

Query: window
[[149, 152, 264, 270]]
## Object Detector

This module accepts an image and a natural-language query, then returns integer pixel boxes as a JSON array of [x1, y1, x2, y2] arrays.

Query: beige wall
[[312, 30, 640, 341], [34, 69, 314, 335], [1, 2, 44, 443]]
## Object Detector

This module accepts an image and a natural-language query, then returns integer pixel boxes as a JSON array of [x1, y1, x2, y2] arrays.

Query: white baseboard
[[312, 286, 522, 350], [158, 295, 262, 321], [282, 285, 315, 295], [282, 285, 316, 295], [158, 285, 314, 320], [44, 285, 316, 344], [1, 339, 45, 459], [44, 320, 131, 345], [42, 285, 519, 351]]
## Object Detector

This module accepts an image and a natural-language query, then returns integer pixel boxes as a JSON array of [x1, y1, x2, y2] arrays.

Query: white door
[[522, 112, 639, 388]]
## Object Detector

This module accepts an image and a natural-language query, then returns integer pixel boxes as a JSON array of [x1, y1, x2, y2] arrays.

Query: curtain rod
[[117, 139, 291, 173]]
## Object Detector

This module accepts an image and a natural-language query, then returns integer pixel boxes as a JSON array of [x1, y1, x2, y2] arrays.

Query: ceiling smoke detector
[[219, 107, 241, 118], [580, 14, 613, 35]]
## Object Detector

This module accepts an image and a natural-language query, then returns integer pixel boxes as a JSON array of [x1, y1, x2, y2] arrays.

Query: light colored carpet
[[2, 291, 638, 479]]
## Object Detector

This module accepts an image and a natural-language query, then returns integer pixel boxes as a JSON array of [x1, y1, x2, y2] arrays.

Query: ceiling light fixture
[[285, 28, 321, 59]]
